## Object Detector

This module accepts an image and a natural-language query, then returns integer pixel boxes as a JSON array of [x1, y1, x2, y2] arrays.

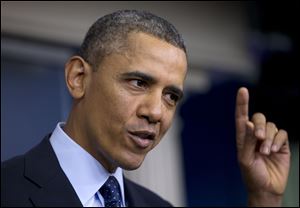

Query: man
[[1, 10, 290, 207]]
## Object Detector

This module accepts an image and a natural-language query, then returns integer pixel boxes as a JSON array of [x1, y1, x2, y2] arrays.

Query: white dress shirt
[[49, 122, 126, 207]]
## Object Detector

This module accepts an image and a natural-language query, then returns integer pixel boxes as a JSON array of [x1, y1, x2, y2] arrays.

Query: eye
[[129, 79, 147, 88], [165, 93, 179, 105]]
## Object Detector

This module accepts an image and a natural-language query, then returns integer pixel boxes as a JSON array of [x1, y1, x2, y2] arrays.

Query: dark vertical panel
[[180, 80, 250, 206], [1, 44, 73, 161]]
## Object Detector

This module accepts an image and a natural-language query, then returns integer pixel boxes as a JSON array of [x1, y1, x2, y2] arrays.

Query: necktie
[[100, 176, 122, 207]]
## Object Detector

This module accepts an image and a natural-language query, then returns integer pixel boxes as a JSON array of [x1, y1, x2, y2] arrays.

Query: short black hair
[[78, 9, 186, 70]]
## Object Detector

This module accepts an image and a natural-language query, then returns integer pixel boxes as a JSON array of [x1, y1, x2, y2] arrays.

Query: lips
[[127, 130, 156, 149]]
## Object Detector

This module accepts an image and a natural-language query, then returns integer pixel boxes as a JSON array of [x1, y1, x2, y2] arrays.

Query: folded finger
[[260, 122, 277, 155], [271, 129, 288, 153], [251, 113, 266, 139]]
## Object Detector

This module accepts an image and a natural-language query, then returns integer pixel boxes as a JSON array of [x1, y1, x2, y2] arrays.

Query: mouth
[[127, 130, 156, 149]]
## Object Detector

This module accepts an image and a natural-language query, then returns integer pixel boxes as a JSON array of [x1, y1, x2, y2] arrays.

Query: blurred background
[[1, 1, 299, 206]]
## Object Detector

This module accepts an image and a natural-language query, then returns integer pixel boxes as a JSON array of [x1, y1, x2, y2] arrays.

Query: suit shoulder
[[125, 178, 173, 207], [1, 155, 34, 206], [2, 155, 25, 173], [1, 154, 28, 188]]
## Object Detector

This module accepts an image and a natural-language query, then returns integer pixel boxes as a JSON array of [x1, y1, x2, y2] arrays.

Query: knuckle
[[267, 122, 276, 129], [253, 112, 264, 117], [252, 112, 266, 123], [279, 129, 288, 138]]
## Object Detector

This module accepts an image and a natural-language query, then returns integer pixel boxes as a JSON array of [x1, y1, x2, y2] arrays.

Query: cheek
[[163, 115, 173, 135], [100, 85, 138, 129], [157, 109, 175, 142]]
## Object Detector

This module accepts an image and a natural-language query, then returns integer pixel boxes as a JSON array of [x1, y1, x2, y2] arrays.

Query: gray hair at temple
[[78, 9, 187, 70]]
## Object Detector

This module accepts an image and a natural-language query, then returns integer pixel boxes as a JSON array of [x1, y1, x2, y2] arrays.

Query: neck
[[63, 109, 118, 173]]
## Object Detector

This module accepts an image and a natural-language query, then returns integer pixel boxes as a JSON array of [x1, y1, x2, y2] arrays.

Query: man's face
[[80, 32, 187, 172]]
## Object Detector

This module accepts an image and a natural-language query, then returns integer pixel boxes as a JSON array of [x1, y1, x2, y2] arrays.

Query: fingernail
[[263, 146, 269, 154], [271, 145, 278, 152], [256, 129, 264, 138]]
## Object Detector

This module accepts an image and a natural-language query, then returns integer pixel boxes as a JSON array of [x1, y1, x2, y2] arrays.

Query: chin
[[119, 154, 145, 170], [121, 164, 142, 171]]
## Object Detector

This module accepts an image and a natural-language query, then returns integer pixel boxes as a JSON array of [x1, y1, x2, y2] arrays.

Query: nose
[[137, 91, 163, 124]]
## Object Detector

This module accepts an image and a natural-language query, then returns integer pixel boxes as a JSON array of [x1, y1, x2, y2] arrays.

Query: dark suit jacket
[[1, 135, 172, 207]]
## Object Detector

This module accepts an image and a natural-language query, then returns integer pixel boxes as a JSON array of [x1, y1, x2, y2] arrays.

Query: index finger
[[235, 87, 249, 145], [235, 87, 249, 121]]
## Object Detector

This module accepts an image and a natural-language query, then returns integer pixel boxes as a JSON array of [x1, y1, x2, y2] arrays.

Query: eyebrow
[[120, 71, 157, 84], [120, 71, 184, 100]]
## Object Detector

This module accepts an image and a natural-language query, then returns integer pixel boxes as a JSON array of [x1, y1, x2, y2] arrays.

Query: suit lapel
[[24, 135, 82, 207], [124, 177, 148, 207], [29, 175, 82, 207]]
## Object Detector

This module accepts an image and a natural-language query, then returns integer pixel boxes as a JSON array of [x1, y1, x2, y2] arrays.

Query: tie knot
[[100, 176, 122, 207]]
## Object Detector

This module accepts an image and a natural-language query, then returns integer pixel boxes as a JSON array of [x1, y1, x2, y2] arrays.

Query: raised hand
[[235, 87, 291, 206]]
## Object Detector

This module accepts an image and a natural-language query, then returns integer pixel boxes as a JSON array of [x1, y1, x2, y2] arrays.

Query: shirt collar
[[49, 122, 125, 206]]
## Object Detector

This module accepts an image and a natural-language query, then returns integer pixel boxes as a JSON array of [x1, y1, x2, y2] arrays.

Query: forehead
[[126, 32, 186, 62], [124, 32, 188, 85]]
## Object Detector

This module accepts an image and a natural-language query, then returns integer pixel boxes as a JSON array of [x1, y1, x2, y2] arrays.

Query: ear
[[65, 56, 91, 99]]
